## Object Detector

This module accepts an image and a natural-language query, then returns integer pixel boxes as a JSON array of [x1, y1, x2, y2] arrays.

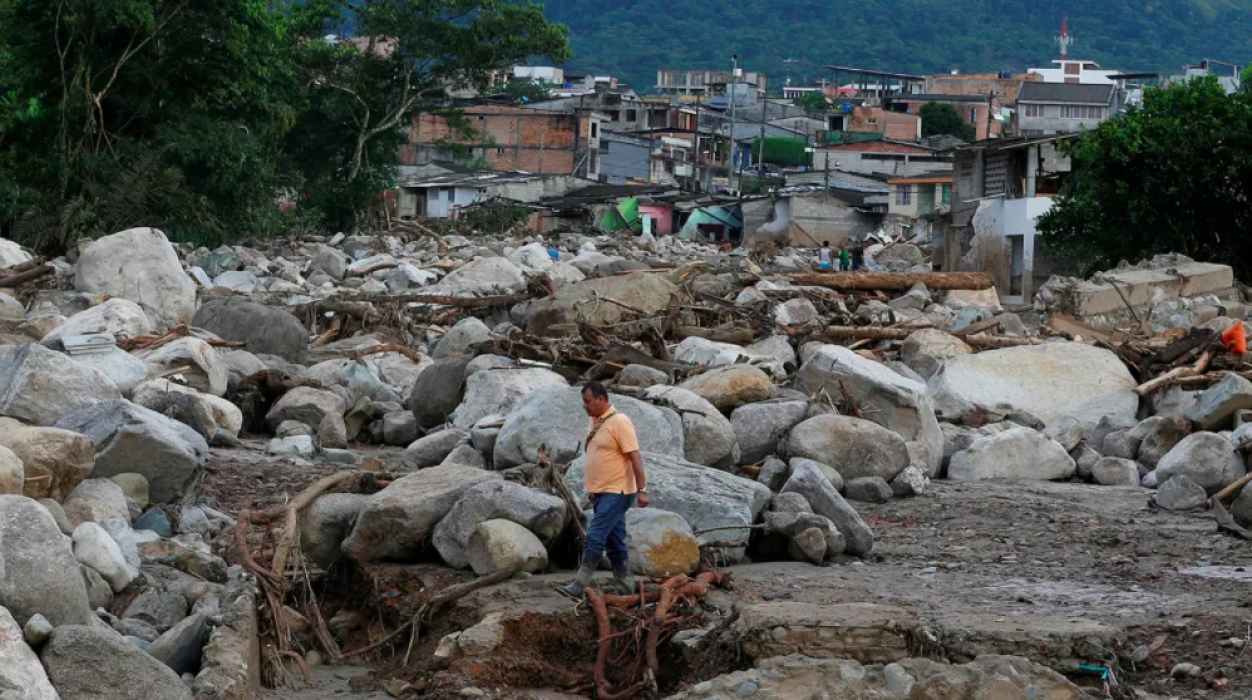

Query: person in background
[[839, 245, 852, 272], [818, 241, 834, 271], [851, 243, 865, 271], [557, 382, 650, 599]]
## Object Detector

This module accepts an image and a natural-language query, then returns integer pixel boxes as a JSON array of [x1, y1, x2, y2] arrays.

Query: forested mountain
[[537, 0, 1252, 91]]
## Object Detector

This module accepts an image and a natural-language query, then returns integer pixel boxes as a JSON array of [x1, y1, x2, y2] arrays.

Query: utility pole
[[728, 54, 739, 192]]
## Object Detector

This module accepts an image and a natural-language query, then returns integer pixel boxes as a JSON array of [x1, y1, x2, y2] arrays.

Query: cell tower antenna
[[1055, 18, 1074, 59]]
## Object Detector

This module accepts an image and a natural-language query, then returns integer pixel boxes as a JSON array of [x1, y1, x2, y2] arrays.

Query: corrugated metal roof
[[1017, 82, 1114, 105]]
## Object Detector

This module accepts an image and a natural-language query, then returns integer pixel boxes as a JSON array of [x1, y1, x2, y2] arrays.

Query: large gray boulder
[[0, 420, 95, 501], [40, 624, 193, 700], [342, 466, 501, 562], [900, 329, 972, 380], [55, 400, 209, 504], [565, 452, 770, 562], [779, 461, 874, 556], [62, 478, 129, 528], [408, 355, 473, 430], [948, 427, 1076, 481], [147, 612, 209, 675], [731, 400, 809, 465], [0, 606, 59, 698], [678, 365, 774, 411], [1186, 374, 1252, 431], [403, 429, 470, 469], [786, 414, 910, 483], [624, 508, 700, 576], [75, 227, 196, 326], [299, 493, 369, 570], [137, 337, 228, 397], [424, 257, 527, 298], [432, 480, 566, 569], [450, 368, 568, 429], [795, 345, 943, 476], [1154, 475, 1209, 512], [434, 317, 492, 358], [644, 385, 738, 467], [1153, 432, 1245, 495], [495, 386, 684, 468], [0, 344, 121, 425], [0, 496, 94, 627], [66, 347, 149, 396], [1134, 416, 1191, 468], [465, 519, 548, 575], [527, 274, 676, 337], [192, 298, 309, 363], [927, 343, 1138, 431], [264, 387, 345, 432], [40, 298, 153, 349]]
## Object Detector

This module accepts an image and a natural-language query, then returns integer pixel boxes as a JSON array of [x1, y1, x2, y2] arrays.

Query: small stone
[[305, 649, 323, 666], [844, 476, 892, 504], [136, 508, 173, 537], [178, 506, 212, 536], [736, 681, 759, 696], [23, 614, 53, 647], [883, 662, 916, 698], [1171, 662, 1202, 678]]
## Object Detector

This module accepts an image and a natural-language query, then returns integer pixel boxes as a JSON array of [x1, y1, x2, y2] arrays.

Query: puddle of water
[[1179, 565, 1252, 581]]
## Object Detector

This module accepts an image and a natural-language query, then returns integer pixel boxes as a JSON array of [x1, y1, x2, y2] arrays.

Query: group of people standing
[[817, 240, 863, 272]]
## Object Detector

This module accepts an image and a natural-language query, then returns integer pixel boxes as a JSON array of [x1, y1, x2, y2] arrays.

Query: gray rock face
[[62, 477, 130, 527], [0, 496, 94, 628], [123, 588, 189, 632], [1043, 416, 1085, 453], [71, 522, 135, 592], [644, 386, 738, 467], [900, 329, 972, 380], [1154, 432, 1245, 495], [927, 343, 1138, 432], [75, 227, 196, 326], [795, 345, 943, 476], [424, 257, 527, 298], [1231, 482, 1252, 526], [450, 368, 568, 429], [527, 274, 676, 337], [0, 344, 121, 425], [382, 411, 419, 446], [494, 386, 683, 469], [780, 462, 873, 556], [299, 493, 369, 570], [566, 452, 770, 562], [147, 612, 209, 675], [432, 481, 566, 569], [678, 365, 774, 411], [192, 298, 309, 363], [343, 466, 501, 562], [0, 606, 59, 699], [1135, 416, 1191, 468], [466, 519, 548, 575], [787, 415, 910, 483], [1154, 475, 1209, 512], [41, 624, 193, 700], [56, 400, 209, 504], [1187, 373, 1252, 431], [40, 298, 153, 349], [624, 508, 700, 576], [617, 364, 669, 388], [67, 347, 149, 396], [763, 511, 846, 562], [137, 337, 228, 397], [1091, 457, 1141, 486], [844, 476, 892, 503], [434, 317, 492, 358], [1101, 430, 1140, 460], [265, 387, 345, 432], [408, 355, 473, 430], [731, 400, 808, 465], [948, 428, 1076, 482], [440, 443, 486, 469], [403, 429, 470, 469], [789, 458, 843, 492], [756, 457, 791, 491]]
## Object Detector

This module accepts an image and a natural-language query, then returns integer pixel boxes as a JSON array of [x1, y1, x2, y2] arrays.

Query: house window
[[1064, 63, 1080, 75], [941, 184, 951, 205], [496, 147, 507, 155], [590, 122, 598, 138], [601, 140, 610, 153], [896, 184, 912, 205], [1060, 105, 1105, 119], [1021, 103, 1044, 118], [626, 109, 638, 122]]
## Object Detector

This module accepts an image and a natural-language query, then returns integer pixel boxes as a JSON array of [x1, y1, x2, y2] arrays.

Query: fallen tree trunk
[[773, 271, 996, 291], [670, 325, 756, 344], [823, 326, 1044, 348], [0, 263, 53, 288]]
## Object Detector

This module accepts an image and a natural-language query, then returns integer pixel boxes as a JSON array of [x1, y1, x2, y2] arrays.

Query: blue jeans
[[584, 493, 635, 568]]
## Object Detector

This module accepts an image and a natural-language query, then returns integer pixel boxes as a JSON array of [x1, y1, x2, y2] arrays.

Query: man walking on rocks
[[558, 381, 650, 598]]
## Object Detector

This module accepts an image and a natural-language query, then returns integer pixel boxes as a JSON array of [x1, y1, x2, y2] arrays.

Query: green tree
[[0, 0, 301, 247], [288, 0, 570, 230], [1038, 76, 1252, 278], [919, 102, 975, 142], [794, 91, 833, 112], [495, 78, 555, 104]]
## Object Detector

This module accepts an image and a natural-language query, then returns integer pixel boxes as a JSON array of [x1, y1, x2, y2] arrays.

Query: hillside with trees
[[538, 0, 1252, 92]]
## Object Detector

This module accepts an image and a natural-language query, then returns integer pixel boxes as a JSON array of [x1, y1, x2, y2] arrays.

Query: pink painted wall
[[638, 204, 674, 235]]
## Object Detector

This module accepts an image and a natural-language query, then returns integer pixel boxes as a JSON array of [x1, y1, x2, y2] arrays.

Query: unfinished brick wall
[[846, 107, 920, 142], [924, 74, 1040, 107], [410, 105, 582, 174]]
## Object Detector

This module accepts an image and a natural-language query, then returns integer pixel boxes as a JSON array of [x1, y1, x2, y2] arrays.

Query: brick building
[[406, 104, 603, 179], [924, 73, 1041, 108], [842, 106, 920, 142]]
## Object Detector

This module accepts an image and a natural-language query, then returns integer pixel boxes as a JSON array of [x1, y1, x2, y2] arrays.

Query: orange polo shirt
[[584, 408, 640, 494]]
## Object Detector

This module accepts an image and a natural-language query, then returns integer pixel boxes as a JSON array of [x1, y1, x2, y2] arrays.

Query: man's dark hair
[[582, 381, 609, 399], [822, 241, 829, 247]]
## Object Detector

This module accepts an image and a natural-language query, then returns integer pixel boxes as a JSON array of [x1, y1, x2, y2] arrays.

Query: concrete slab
[[933, 612, 1123, 669]]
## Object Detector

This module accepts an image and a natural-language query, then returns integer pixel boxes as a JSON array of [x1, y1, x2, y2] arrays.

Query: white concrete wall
[[965, 197, 1055, 304]]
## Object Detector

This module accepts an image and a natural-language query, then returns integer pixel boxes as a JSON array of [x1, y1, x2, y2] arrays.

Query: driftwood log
[[766, 271, 995, 291]]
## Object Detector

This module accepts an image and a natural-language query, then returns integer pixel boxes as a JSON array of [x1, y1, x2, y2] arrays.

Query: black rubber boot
[[610, 561, 636, 595], [556, 561, 598, 599]]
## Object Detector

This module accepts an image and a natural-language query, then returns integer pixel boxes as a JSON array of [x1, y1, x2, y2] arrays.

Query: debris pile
[[1, 224, 1251, 697]]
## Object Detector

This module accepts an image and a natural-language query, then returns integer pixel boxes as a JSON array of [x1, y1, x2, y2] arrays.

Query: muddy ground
[[202, 443, 1252, 699]]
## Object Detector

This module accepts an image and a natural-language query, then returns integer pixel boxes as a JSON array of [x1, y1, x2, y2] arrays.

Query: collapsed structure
[[0, 225, 1249, 698]]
